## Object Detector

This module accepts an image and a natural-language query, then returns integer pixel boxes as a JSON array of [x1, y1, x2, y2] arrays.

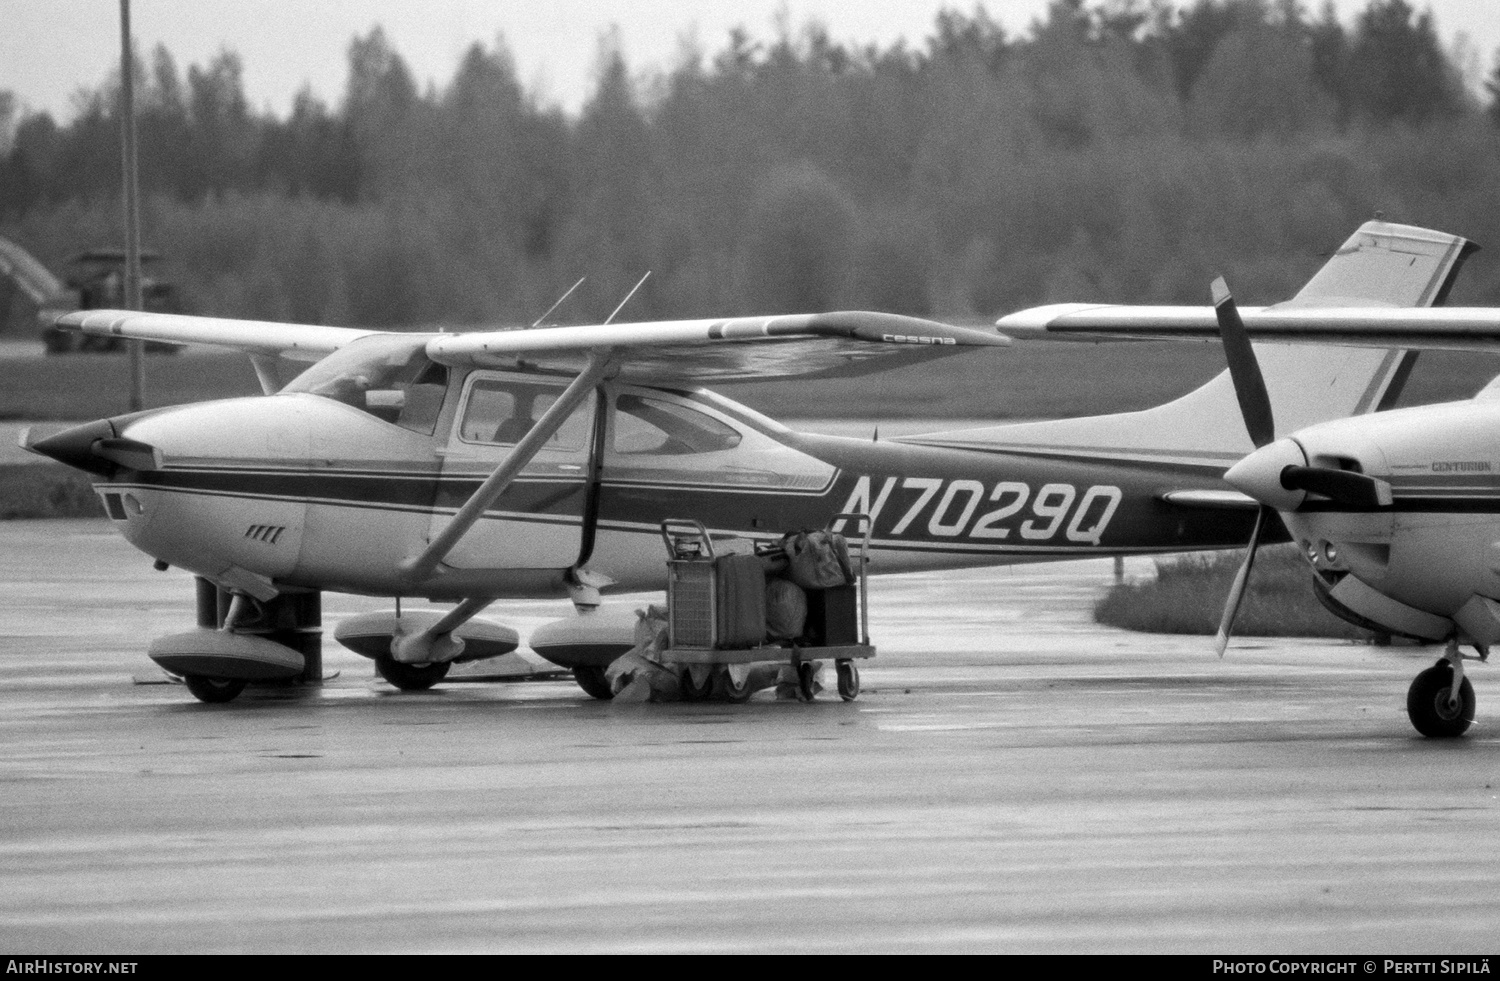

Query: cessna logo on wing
[[880, 334, 956, 345], [835, 476, 1123, 545]]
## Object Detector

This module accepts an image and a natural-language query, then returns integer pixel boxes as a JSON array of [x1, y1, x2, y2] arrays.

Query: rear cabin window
[[611, 394, 743, 455]]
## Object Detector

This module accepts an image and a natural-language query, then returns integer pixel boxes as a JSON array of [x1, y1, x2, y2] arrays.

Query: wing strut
[[398, 350, 617, 585]]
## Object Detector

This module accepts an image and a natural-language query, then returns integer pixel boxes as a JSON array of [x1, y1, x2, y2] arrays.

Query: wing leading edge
[[54, 309, 381, 361], [424, 311, 1009, 380], [52, 309, 1007, 380]]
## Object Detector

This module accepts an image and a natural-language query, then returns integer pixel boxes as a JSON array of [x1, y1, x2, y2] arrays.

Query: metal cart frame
[[658, 514, 875, 702]]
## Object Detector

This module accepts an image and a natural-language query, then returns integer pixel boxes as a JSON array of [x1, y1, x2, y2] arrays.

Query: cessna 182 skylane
[[1003, 220, 1500, 738], [23, 220, 1465, 707]]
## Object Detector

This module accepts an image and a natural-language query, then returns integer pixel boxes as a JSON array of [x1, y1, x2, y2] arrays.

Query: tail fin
[[911, 221, 1473, 468]]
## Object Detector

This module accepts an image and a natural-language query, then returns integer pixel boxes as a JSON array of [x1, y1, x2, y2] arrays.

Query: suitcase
[[804, 584, 859, 646], [713, 553, 767, 649], [667, 552, 768, 650]]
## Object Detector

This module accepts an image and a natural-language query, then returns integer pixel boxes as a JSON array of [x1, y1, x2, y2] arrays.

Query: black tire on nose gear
[[184, 675, 247, 704], [573, 665, 615, 700], [1406, 661, 1475, 738], [375, 656, 451, 691]]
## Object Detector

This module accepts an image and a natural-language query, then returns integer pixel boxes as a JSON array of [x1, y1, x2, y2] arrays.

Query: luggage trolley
[[659, 515, 875, 702]]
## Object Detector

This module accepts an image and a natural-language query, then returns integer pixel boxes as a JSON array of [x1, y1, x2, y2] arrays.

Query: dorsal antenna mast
[[603, 272, 651, 326], [530, 276, 586, 328]]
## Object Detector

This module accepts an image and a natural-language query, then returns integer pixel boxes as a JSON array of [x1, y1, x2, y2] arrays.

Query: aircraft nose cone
[[25, 419, 117, 477], [1224, 437, 1307, 511]]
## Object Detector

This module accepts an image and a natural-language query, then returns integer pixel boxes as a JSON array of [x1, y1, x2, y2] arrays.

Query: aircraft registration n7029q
[[24, 220, 1469, 706]]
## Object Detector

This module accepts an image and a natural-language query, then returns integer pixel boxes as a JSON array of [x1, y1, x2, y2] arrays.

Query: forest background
[[3, 0, 1500, 336]]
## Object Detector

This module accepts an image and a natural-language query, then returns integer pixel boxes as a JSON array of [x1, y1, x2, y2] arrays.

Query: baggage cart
[[659, 515, 875, 702]]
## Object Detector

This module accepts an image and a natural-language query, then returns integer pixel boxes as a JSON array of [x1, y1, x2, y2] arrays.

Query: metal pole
[[119, 0, 145, 412]]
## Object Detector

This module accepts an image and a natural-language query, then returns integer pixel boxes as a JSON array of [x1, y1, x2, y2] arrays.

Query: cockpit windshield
[[282, 335, 449, 434]]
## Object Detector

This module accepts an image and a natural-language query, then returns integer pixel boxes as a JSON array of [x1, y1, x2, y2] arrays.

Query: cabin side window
[[457, 377, 593, 450], [282, 335, 448, 435]]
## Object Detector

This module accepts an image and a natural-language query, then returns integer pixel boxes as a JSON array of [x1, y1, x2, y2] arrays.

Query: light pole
[[119, 0, 144, 412]]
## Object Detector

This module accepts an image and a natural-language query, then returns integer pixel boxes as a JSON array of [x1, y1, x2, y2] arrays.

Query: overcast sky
[[3, 1, 1498, 120]]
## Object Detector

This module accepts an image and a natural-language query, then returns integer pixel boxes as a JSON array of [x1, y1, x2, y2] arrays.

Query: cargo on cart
[[603, 515, 875, 703]]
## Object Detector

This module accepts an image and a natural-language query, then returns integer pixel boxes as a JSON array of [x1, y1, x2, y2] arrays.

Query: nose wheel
[[375, 656, 451, 692], [1406, 660, 1475, 738], [183, 675, 247, 704]]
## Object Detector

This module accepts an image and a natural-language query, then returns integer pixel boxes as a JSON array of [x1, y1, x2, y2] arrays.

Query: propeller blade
[[1212, 277, 1275, 449], [1214, 504, 1270, 657], [1280, 465, 1392, 509]]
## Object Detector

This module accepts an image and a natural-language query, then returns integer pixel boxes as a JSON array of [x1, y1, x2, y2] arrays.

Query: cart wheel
[[715, 666, 753, 704], [680, 665, 714, 702], [797, 661, 818, 702], [836, 660, 860, 702]]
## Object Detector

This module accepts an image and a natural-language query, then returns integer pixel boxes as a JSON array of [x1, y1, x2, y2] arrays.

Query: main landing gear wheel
[[1407, 661, 1476, 738], [836, 660, 860, 702], [573, 665, 614, 700], [375, 656, 450, 692], [183, 675, 247, 704]]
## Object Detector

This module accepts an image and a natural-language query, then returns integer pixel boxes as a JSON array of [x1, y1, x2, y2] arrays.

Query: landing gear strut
[[171, 579, 323, 704]]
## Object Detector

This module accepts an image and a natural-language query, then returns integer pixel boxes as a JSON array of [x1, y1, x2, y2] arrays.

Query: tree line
[[4, 0, 1500, 330]]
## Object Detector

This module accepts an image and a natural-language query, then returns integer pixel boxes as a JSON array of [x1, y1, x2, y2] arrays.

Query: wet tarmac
[[1, 520, 1498, 953]]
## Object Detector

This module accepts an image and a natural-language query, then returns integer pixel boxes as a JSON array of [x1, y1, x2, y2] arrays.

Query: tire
[[836, 660, 860, 702], [183, 675, 247, 704], [716, 666, 753, 704], [573, 665, 614, 700], [375, 656, 450, 691], [1406, 662, 1476, 738], [680, 666, 714, 702], [797, 661, 818, 702]]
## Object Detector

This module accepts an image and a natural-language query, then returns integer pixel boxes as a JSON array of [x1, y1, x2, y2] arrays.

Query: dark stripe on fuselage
[[115, 445, 1264, 553], [1301, 496, 1500, 514]]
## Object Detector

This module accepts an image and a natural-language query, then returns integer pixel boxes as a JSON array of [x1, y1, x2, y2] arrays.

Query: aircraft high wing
[[57, 308, 1002, 381], [26, 220, 1478, 722]]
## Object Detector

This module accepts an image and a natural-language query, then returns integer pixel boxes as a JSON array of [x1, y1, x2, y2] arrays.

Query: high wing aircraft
[[23, 221, 1466, 706], [1002, 220, 1500, 739]]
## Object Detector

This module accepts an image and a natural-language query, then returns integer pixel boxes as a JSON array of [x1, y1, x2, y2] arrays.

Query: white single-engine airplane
[[23, 221, 1467, 714], [1003, 220, 1500, 738]]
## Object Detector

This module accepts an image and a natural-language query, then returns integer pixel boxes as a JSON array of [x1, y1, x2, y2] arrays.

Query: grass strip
[[1095, 545, 1368, 640], [0, 464, 103, 519]]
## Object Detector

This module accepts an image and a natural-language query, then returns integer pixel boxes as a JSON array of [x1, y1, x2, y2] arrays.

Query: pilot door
[[428, 371, 597, 570]]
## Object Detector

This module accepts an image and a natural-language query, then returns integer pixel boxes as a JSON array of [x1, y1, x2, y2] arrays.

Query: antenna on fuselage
[[530, 276, 586, 328], [603, 272, 651, 326]]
